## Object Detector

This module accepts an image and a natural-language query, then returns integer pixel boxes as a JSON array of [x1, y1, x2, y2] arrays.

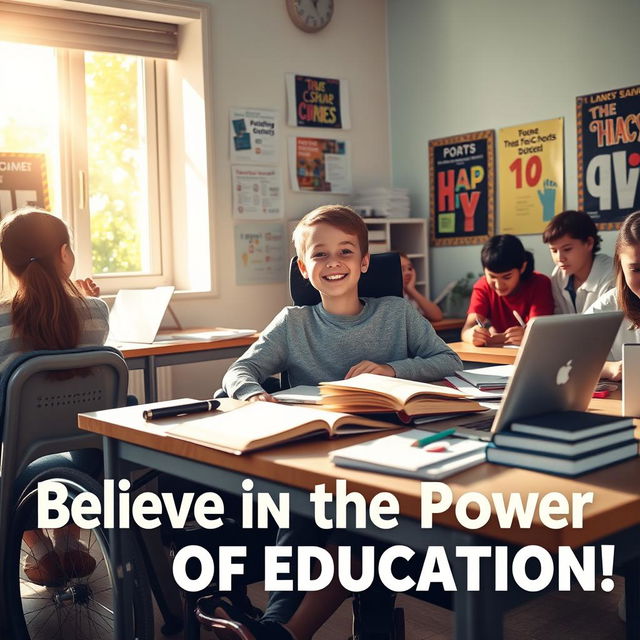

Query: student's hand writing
[[345, 361, 396, 379], [472, 327, 492, 347], [75, 277, 100, 297], [504, 326, 525, 345], [601, 360, 622, 381], [247, 392, 278, 403]]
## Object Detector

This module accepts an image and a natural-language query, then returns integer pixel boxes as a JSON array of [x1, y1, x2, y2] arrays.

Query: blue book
[[487, 440, 638, 477], [493, 426, 635, 456]]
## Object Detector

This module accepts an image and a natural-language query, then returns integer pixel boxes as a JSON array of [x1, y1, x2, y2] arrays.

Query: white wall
[[387, 0, 640, 295], [171, 0, 391, 397]]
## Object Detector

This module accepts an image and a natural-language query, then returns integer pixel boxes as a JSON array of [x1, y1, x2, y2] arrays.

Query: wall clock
[[286, 0, 334, 33]]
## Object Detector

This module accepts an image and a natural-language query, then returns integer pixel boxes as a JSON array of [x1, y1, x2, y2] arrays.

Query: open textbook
[[166, 401, 396, 455], [319, 373, 484, 416]]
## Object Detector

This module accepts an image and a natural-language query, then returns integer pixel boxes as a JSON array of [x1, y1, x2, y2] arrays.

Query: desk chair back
[[0, 347, 128, 580], [288, 251, 403, 305]]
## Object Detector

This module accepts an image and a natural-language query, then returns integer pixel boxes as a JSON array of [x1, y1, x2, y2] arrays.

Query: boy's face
[[619, 244, 640, 299], [298, 223, 369, 303], [483, 266, 524, 297], [548, 234, 594, 276]]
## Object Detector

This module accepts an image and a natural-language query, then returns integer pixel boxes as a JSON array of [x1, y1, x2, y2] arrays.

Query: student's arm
[[462, 279, 503, 346], [403, 269, 444, 322], [601, 360, 622, 381], [387, 304, 463, 381], [221, 310, 289, 400]]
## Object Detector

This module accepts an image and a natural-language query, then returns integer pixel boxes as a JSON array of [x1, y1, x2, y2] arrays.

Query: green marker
[[411, 427, 456, 448]]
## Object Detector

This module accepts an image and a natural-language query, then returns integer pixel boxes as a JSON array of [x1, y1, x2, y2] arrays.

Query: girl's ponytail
[[0, 209, 83, 350]]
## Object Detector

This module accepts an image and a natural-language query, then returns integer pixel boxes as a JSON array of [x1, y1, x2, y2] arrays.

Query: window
[[0, 0, 214, 296]]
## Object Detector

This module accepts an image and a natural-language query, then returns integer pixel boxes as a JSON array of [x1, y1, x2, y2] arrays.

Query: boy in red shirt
[[461, 235, 553, 346]]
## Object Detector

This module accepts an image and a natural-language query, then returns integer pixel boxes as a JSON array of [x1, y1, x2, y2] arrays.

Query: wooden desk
[[110, 328, 258, 402], [448, 341, 519, 365], [80, 396, 640, 639]]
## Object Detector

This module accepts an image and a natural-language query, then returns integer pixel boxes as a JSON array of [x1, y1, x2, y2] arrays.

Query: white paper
[[230, 107, 279, 164], [232, 165, 283, 220]]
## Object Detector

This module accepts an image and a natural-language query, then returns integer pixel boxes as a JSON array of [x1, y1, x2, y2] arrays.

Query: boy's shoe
[[23, 550, 65, 587]]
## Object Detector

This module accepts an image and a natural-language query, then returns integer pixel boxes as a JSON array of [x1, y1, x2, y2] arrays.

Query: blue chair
[[0, 347, 154, 640]]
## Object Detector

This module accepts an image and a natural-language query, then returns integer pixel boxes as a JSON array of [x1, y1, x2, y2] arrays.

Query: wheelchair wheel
[[5, 467, 154, 640]]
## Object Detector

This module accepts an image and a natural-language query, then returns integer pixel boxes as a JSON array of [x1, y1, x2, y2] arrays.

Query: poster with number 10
[[498, 118, 564, 235]]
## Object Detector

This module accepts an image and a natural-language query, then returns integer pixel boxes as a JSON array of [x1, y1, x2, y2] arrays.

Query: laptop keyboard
[[463, 417, 494, 432]]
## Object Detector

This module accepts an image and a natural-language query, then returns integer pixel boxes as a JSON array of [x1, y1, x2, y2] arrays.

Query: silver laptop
[[622, 343, 640, 417], [107, 285, 175, 344], [425, 312, 624, 440]]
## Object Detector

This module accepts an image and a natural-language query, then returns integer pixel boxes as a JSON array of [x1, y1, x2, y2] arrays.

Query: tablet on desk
[[273, 386, 322, 405], [165, 329, 256, 341]]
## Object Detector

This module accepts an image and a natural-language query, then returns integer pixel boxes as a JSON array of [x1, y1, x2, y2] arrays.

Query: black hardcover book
[[509, 411, 633, 441]]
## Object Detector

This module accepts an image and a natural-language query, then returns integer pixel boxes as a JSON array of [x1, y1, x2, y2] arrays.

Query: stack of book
[[487, 410, 638, 476], [352, 187, 410, 218]]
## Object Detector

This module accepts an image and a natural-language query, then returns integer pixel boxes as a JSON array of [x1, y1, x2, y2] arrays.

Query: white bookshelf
[[364, 218, 429, 297], [287, 217, 429, 297]]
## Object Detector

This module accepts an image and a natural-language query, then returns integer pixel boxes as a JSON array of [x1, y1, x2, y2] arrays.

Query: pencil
[[411, 428, 456, 448], [512, 310, 525, 327]]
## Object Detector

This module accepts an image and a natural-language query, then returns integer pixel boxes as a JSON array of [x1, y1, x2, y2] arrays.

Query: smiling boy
[[542, 210, 614, 314], [223, 204, 461, 401], [220, 205, 461, 640]]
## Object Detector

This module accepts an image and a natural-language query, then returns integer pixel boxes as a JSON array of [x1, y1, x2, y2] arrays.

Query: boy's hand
[[75, 277, 100, 297], [601, 361, 622, 381], [504, 326, 525, 345], [472, 326, 492, 346], [247, 392, 278, 402], [345, 361, 396, 379]]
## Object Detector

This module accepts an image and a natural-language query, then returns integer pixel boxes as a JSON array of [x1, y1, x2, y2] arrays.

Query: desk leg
[[452, 535, 503, 640], [104, 437, 135, 640], [144, 355, 158, 403], [623, 555, 640, 640]]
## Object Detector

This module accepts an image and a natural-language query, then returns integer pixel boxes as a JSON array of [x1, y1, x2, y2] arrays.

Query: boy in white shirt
[[542, 210, 614, 314]]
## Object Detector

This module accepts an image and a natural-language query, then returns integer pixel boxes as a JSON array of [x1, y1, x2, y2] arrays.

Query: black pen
[[143, 399, 220, 421]]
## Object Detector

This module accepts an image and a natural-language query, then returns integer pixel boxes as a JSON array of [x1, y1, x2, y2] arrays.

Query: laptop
[[107, 286, 175, 344], [424, 312, 624, 440], [622, 343, 640, 417]]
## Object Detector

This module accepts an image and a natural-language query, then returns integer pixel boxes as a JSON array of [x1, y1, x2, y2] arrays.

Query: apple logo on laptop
[[556, 359, 573, 385]]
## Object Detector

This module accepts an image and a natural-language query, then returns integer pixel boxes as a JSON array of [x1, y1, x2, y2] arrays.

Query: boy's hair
[[293, 205, 368, 258], [0, 207, 84, 350], [614, 210, 640, 327], [481, 234, 534, 280], [542, 210, 601, 254]]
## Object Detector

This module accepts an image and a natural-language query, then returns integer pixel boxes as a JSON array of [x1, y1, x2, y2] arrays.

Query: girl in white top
[[585, 210, 640, 380], [542, 210, 614, 314], [399, 252, 443, 322]]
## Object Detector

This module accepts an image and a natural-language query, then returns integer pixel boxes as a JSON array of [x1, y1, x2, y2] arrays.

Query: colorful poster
[[0, 152, 49, 217], [288, 137, 352, 193], [577, 84, 640, 228], [234, 222, 286, 285], [429, 130, 495, 246], [498, 118, 564, 234], [229, 108, 279, 164], [286, 73, 351, 129], [232, 165, 283, 220]]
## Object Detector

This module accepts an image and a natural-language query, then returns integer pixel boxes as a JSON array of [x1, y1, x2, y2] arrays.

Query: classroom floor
[[156, 576, 626, 640]]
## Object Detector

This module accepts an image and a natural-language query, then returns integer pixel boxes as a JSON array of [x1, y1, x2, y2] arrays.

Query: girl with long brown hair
[[585, 210, 640, 380], [0, 207, 109, 586]]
